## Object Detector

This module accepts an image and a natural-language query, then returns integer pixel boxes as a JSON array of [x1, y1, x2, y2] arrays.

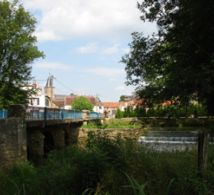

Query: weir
[[139, 131, 214, 152]]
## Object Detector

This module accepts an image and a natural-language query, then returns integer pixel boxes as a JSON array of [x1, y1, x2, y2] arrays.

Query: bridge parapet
[[25, 106, 102, 121], [0, 109, 7, 119], [1, 106, 103, 122]]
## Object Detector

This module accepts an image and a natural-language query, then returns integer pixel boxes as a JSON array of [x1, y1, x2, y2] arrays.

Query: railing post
[[61, 109, 64, 120], [198, 129, 209, 176], [44, 107, 47, 122]]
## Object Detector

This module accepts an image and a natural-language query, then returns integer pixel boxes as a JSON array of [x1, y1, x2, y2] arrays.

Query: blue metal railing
[[1, 107, 102, 121], [63, 110, 83, 120], [0, 110, 7, 119], [26, 107, 45, 120], [89, 112, 102, 119], [26, 107, 102, 121]]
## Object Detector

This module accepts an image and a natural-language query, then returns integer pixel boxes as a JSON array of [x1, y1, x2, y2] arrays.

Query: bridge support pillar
[[0, 105, 27, 168], [28, 130, 45, 163], [65, 123, 82, 145], [51, 127, 65, 149]]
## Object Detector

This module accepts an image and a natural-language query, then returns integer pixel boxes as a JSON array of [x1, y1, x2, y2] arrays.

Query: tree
[[0, 0, 44, 108], [122, 0, 214, 115], [71, 96, 93, 111], [119, 95, 126, 102]]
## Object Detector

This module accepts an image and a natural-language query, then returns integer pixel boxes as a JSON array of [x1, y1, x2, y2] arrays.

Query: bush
[[116, 104, 207, 118]]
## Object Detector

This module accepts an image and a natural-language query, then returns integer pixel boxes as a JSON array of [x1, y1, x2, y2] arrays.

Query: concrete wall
[[0, 118, 27, 168]]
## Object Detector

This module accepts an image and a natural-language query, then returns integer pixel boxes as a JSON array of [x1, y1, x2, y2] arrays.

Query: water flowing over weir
[[138, 131, 214, 152]]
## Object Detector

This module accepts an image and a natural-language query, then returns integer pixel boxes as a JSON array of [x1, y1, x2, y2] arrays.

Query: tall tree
[[0, 0, 44, 108], [122, 0, 214, 114]]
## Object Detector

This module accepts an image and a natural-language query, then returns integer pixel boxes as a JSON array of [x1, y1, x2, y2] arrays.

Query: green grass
[[0, 132, 214, 194], [83, 119, 142, 129]]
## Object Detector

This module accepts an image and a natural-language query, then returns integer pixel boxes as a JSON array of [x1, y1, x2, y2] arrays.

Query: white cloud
[[115, 85, 125, 91], [76, 43, 98, 54], [34, 62, 72, 70], [122, 47, 130, 54], [34, 31, 62, 42], [103, 44, 120, 55], [109, 78, 117, 82], [22, 0, 156, 41], [76, 43, 121, 55], [85, 67, 124, 77]]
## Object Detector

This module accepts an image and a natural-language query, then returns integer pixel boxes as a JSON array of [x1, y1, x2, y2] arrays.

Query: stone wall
[[0, 118, 27, 168]]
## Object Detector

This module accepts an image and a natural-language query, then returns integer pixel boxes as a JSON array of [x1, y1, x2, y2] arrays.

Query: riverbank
[[0, 132, 214, 195], [1, 118, 214, 194]]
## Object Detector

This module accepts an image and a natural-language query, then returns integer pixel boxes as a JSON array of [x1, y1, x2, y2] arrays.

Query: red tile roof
[[161, 100, 175, 106], [102, 102, 120, 109]]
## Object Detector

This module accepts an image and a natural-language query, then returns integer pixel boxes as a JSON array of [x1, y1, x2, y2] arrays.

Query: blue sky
[[22, 0, 156, 101]]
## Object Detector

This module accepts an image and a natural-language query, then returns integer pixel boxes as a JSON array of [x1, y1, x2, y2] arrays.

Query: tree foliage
[[71, 96, 93, 111], [119, 95, 126, 102], [0, 0, 44, 108], [122, 0, 214, 114]]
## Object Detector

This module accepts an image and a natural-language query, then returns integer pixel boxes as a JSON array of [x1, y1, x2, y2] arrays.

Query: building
[[28, 82, 48, 107], [102, 102, 120, 118], [28, 75, 59, 108]]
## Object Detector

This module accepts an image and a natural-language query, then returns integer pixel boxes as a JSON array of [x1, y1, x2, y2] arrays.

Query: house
[[28, 82, 49, 107], [102, 102, 120, 118], [28, 76, 61, 108]]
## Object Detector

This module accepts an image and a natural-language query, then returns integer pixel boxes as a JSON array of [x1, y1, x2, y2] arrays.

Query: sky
[[21, 0, 156, 101]]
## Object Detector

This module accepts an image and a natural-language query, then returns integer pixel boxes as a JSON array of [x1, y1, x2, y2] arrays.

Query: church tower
[[44, 75, 55, 107]]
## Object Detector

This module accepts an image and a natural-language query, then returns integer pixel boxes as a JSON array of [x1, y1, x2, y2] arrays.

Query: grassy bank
[[83, 118, 142, 129], [0, 131, 214, 195]]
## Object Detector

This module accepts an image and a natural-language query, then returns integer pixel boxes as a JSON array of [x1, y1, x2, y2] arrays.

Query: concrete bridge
[[0, 105, 102, 168]]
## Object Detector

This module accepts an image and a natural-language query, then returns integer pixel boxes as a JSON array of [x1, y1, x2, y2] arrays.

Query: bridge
[[0, 105, 103, 168]]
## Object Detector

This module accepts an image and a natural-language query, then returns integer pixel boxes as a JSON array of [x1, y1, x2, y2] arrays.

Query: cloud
[[23, 0, 156, 41], [122, 47, 130, 54], [34, 31, 62, 42], [115, 85, 125, 91], [85, 67, 125, 77], [75, 43, 121, 55], [76, 43, 98, 54], [34, 62, 72, 70], [103, 44, 120, 55]]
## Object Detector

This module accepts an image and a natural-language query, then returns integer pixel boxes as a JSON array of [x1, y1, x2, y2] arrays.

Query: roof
[[55, 94, 67, 100], [102, 102, 120, 109], [53, 100, 65, 108], [161, 100, 175, 106]]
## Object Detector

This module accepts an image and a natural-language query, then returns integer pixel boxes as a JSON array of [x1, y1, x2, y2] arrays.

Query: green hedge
[[116, 104, 207, 118]]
